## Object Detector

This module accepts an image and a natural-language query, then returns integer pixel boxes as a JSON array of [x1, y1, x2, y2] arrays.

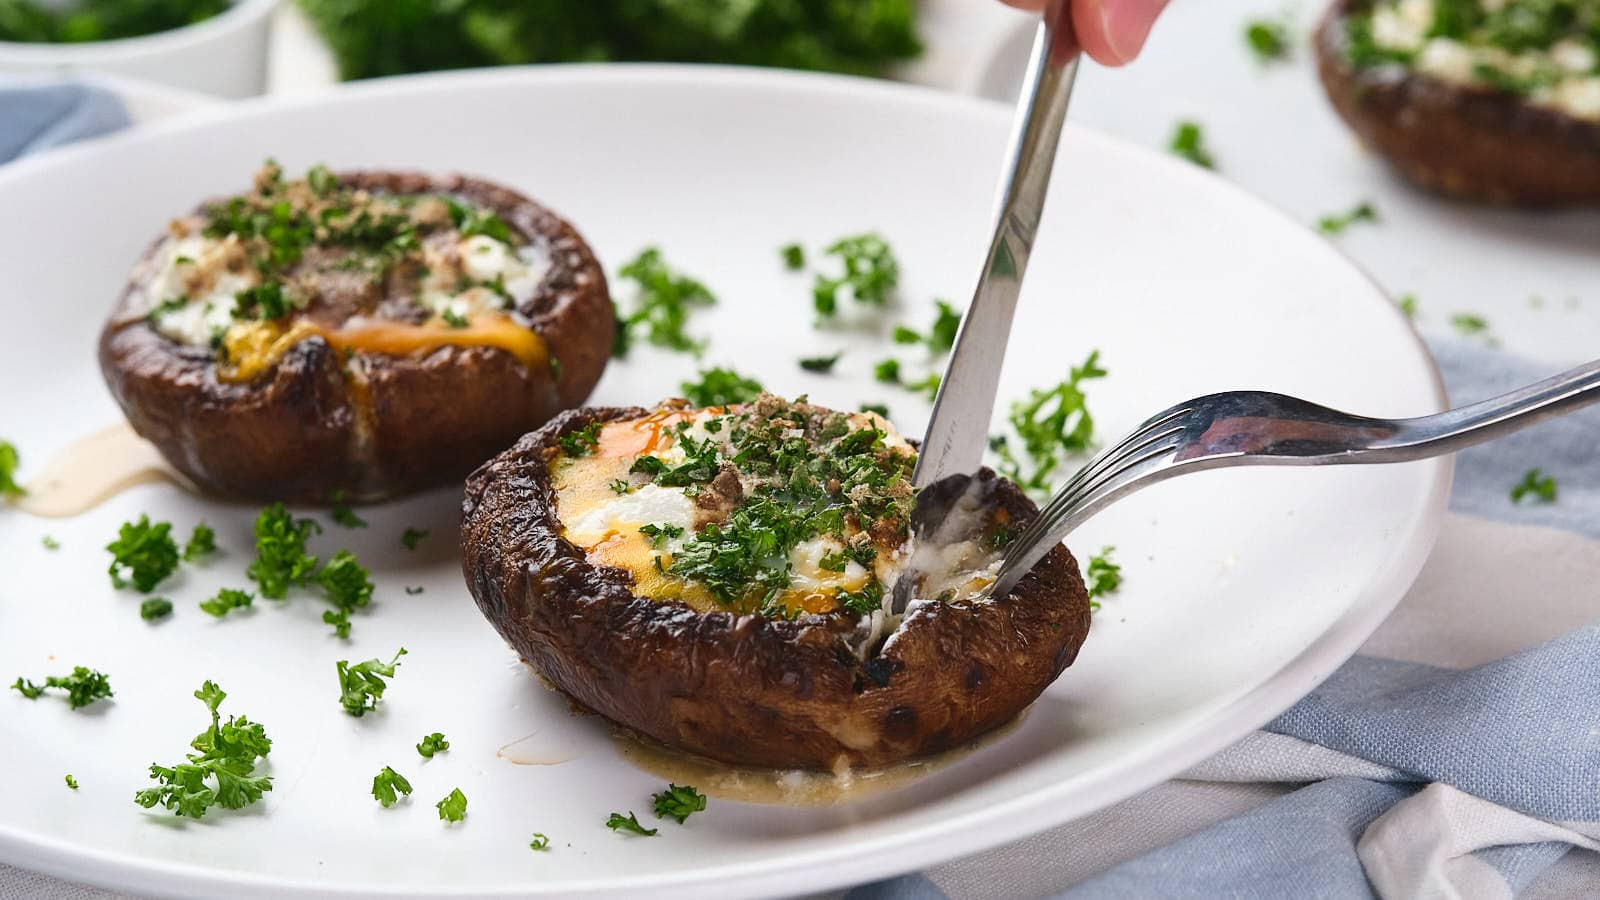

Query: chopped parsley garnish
[[405, 585, 425, 595], [441, 308, 470, 329], [860, 403, 891, 418], [873, 358, 901, 384], [199, 588, 255, 618], [893, 300, 962, 352], [1511, 468, 1557, 504], [336, 648, 406, 717], [446, 198, 512, 243], [1317, 201, 1379, 235], [247, 504, 321, 599], [558, 421, 604, 457], [681, 367, 765, 407], [609, 479, 632, 494], [372, 766, 413, 808], [529, 832, 551, 851], [834, 581, 886, 616], [1169, 121, 1216, 169], [652, 783, 707, 824], [317, 550, 375, 638], [614, 247, 717, 356], [640, 523, 685, 548], [436, 787, 468, 823], [236, 282, 292, 320], [1398, 294, 1419, 319], [65, 775, 78, 790], [799, 352, 842, 373], [813, 232, 899, 315], [0, 440, 24, 498], [1245, 17, 1291, 63], [904, 373, 941, 402], [107, 515, 180, 592], [329, 492, 367, 528], [1451, 312, 1490, 336], [992, 350, 1107, 496], [1085, 546, 1122, 612], [182, 522, 217, 561], [140, 597, 174, 621], [147, 297, 188, 322], [417, 732, 450, 758], [401, 527, 429, 550], [11, 667, 113, 709], [135, 681, 272, 819], [606, 811, 657, 836], [41, 535, 59, 550], [781, 242, 806, 270]]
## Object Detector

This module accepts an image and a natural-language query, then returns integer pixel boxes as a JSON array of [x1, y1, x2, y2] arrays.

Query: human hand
[[999, 0, 1169, 66]]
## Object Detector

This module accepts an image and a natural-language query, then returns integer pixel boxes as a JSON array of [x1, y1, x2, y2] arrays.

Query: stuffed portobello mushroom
[[461, 395, 1092, 770], [1317, 0, 1600, 204], [99, 162, 612, 502]]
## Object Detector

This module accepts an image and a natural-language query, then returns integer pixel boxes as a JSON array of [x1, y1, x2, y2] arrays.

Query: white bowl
[[0, 0, 277, 98]]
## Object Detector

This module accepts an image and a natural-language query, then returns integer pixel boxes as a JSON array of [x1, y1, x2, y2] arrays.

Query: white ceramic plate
[[0, 66, 1447, 899]]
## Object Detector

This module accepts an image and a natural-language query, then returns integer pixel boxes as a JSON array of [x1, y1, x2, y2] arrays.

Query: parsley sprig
[[606, 811, 657, 836], [681, 367, 765, 407], [107, 515, 180, 592], [1511, 468, 1557, 504], [12, 667, 113, 709], [436, 787, 468, 823], [652, 783, 708, 824], [247, 504, 320, 598], [336, 648, 406, 717], [991, 350, 1108, 496], [417, 732, 450, 758], [1317, 201, 1379, 235], [1085, 546, 1123, 612], [372, 766, 413, 808], [613, 247, 717, 357], [134, 681, 272, 819], [813, 233, 899, 316], [1169, 121, 1216, 169], [0, 440, 24, 498]]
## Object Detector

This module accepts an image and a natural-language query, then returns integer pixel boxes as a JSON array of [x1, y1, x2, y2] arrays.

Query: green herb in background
[[1451, 312, 1490, 336], [417, 732, 450, 758], [140, 597, 174, 621], [1085, 547, 1123, 612], [1398, 294, 1419, 319], [1317, 201, 1379, 235], [296, 0, 920, 82], [0, 0, 228, 43], [401, 527, 429, 551], [0, 441, 23, 498], [329, 492, 367, 529], [799, 352, 842, 373], [135, 681, 272, 819], [606, 811, 657, 836], [12, 667, 113, 709], [1244, 17, 1291, 63], [1169, 121, 1216, 169], [814, 233, 899, 315], [681, 367, 764, 407], [991, 350, 1108, 496], [107, 515, 180, 592], [614, 248, 717, 357], [371, 766, 413, 808], [893, 300, 961, 353], [436, 787, 468, 823], [183, 522, 217, 561], [781, 243, 806, 270], [1511, 468, 1557, 504], [199, 588, 255, 619]]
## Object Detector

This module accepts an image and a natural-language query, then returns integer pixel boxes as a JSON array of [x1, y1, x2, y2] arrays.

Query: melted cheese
[[216, 314, 545, 384]]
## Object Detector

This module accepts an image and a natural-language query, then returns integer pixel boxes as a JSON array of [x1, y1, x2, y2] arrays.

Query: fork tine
[[1020, 430, 1184, 556], [1016, 419, 1188, 549]]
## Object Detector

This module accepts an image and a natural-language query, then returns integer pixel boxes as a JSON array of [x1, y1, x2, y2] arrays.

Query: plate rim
[[0, 62, 1453, 899]]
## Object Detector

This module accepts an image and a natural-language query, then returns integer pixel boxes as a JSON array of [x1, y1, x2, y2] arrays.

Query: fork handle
[[1375, 357, 1600, 461]]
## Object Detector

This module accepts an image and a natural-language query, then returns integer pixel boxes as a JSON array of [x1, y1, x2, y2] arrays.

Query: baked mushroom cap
[[461, 398, 1092, 770], [1316, 0, 1600, 205], [98, 163, 613, 502]]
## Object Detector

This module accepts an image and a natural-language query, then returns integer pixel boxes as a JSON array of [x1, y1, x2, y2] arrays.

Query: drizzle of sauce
[[16, 424, 186, 517], [611, 716, 1025, 807]]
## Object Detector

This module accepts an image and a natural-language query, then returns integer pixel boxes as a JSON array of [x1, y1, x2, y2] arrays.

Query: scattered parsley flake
[[1245, 18, 1291, 63], [441, 308, 470, 329], [107, 516, 180, 593], [799, 352, 842, 373], [317, 549, 375, 638], [606, 811, 657, 836], [1511, 468, 1557, 504], [371, 766, 413, 808], [134, 681, 272, 819], [436, 787, 468, 823], [401, 527, 428, 551], [11, 667, 113, 709], [614, 247, 717, 356], [446, 199, 512, 243], [336, 648, 406, 717], [182, 523, 217, 561], [1317, 201, 1379, 235], [247, 504, 320, 599], [0, 441, 22, 499], [640, 523, 685, 549], [140, 597, 174, 621], [873, 358, 901, 384], [894, 300, 962, 353], [1451, 312, 1490, 336], [780, 243, 805, 270], [65, 775, 78, 790], [529, 832, 551, 851], [1398, 294, 1419, 319], [405, 585, 425, 595], [199, 588, 255, 619], [1169, 121, 1216, 169], [609, 478, 632, 494], [992, 350, 1108, 496], [558, 421, 604, 457], [860, 403, 891, 418], [1085, 547, 1122, 605], [41, 535, 59, 550], [329, 492, 367, 528], [416, 732, 450, 758], [652, 783, 708, 824], [813, 232, 899, 315], [681, 367, 764, 407], [904, 373, 941, 402]]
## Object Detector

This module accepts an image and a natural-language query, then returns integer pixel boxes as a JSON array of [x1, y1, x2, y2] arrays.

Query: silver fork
[[992, 358, 1600, 597]]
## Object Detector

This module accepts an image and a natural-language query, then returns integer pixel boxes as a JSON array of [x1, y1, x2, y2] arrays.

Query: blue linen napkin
[[0, 79, 129, 165], [852, 340, 1600, 899]]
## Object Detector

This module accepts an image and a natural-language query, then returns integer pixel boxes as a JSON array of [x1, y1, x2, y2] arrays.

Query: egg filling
[[552, 396, 1006, 621], [1349, 0, 1600, 121], [132, 161, 551, 382]]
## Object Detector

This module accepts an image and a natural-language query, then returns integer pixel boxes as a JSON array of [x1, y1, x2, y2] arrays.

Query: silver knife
[[912, 4, 1081, 489]]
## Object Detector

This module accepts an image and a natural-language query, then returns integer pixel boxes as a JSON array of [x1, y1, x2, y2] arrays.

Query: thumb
[[1073, 0, 1168, 66]]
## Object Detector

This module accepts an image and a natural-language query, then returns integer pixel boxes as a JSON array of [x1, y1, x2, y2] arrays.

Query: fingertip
[[1075, 0, 1166, 67]]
